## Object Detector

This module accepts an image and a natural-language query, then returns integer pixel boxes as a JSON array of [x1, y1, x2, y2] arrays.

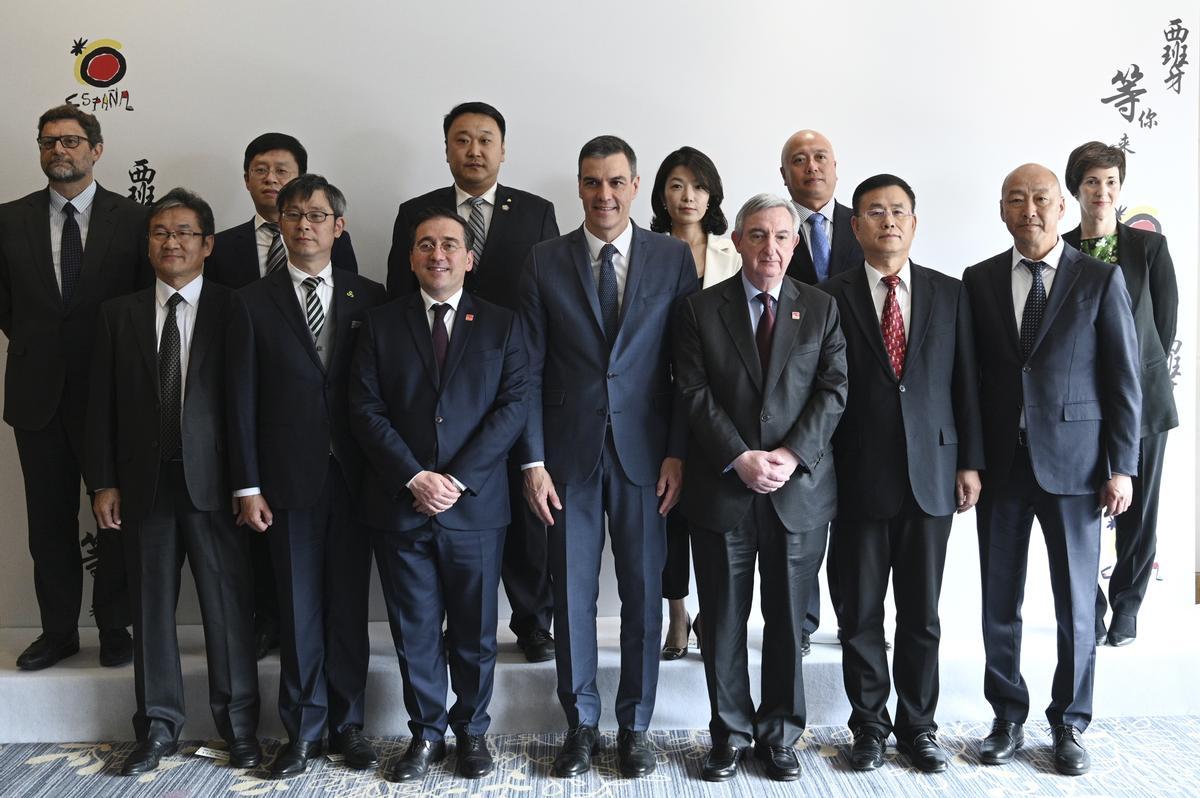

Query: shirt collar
[[1011, 236, 1065, 272], [793, 197, 837, 226], [254, 212, 276, 231], [421, 287, 464, 314], [583, 222, 634, 263], [864, 259, 912, 289], [741, 271, 782, 303], [49, 180, 97, 214], [156, 274, 203, 308], [454, 183, 498, 209], [287, 261, 333, 287]]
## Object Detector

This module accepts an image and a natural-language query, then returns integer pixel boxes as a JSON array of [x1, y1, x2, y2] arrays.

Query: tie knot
[[756, 291, 773, 310], [881, 274, 901, 289], [1022, 259, 1046, 277], [467, 196, 486, 209], [166, 293, 183, 310], [431, 302, 450, 320], [63, 201, 77, 217], [600, 243, 617, 262], [302, 276, 321, 293], [809, 212, 825, 227], [262, 221, 280, 234]]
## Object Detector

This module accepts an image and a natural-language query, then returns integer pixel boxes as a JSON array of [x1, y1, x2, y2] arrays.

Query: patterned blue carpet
[[2, 717, 1197, 797]]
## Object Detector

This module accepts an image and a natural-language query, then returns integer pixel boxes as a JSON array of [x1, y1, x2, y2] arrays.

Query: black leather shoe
[[16, 632, 80, 671], [850, 728, 886, 771], [799, 632, 812, 658], [387, 738, 446, 782], [701, 744, 743, 782], [755, 743, 801, 781], [616, 729, 656, 777], [121, 739, 177, 775], [517, 629, 555, 663], [552, 725, 599, 777], [330, 727, 378, 770], [1052, 725, 1089, 776], [254, 626, 279, 660], [898, 730, 948, 773], [99, 628, 133, 667], [271, 740, 322, 779], [455, 734, 494, 778], [228, 738, 262, 769], [979, 719, 1023, 764]]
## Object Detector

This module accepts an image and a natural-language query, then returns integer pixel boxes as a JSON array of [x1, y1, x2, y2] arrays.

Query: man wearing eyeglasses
[[207, 133, 359, 663], [227, 174, 385, 779], [818, 175, 983, 773], [0, 104, 148, 672], [86, 188, 260, 775], [349, 208, 528, 782]]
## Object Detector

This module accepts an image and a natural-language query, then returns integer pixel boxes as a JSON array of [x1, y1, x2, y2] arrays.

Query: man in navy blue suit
[[964, 163, 1140, 777], [350, 208, 528, 783], [518, 136, 698, 779]]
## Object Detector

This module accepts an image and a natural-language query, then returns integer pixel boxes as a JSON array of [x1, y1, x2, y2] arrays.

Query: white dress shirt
[[155, 275, 203, 405], [253, 213, 282, 277], [1010, 237, 1064, 329], [583, 223, 633, 311], [865, 259, 912, 339], [741, 272, 782, 337], [793, 197, 836, 262], [420, 287, 463, 338], [49, 180, 97, 290], [288, 261, 334, 331], [455, 183, 498, 242]]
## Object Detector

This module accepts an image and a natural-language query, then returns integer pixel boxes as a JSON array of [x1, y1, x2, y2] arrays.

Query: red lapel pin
[[464, 313, 475, 321], [791, 311, 800, 320]]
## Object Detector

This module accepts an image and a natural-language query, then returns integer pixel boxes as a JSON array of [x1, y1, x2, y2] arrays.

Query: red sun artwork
[[71, 38, 128, 88]]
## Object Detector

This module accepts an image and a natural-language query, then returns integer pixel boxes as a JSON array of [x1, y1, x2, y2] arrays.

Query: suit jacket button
[[761, 413, 770, 422], [898, 385, 906, 393], [435, 416, 444, 424], [607, 372, 617, 379], [1023, 365, 1032, 373]]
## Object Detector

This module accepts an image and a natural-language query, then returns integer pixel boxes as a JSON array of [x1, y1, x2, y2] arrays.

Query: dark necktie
[[302, 276, 324, 339], [598, 243, 619, 344], [466, 197, 486, 268], [755, 292, 775, 372], [431, 303, 450, 378], [264, 221, 286, 275], [1019, 260, 1047, 360], [159, 293, 184, 462], [880, 274, 907, 378], [60, 201, 83, 304], [809, 212, 830, 281]]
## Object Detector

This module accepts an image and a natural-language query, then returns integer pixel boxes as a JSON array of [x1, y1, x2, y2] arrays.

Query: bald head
[[1000, 162, 1065, 260], [780, 129, 838, 211]]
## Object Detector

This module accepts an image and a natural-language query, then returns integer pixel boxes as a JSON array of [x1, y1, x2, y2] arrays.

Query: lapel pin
[[791, 311, 800, 320], [346, 290, 355, 298], [501, 204, 510, 211], [464, 313, 475, 321]]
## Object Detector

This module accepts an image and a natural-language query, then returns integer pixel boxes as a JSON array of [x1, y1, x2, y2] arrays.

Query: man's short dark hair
[[578, 135, 637, 178], [443, 102, 506, 141], [1064, 141, 1126, 197], [649, 146, 728, 235], [409, 207, 474, 252], [243, 132, 308, 175], [38, 104, 102, 145], [276, 174, 346, 218], [147, 187, 216, 237], [852, 174, 917, 215]]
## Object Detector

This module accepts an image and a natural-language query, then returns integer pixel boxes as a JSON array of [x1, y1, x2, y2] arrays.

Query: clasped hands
[[733, 448, 800, 494], [408, 470, 463, 516]]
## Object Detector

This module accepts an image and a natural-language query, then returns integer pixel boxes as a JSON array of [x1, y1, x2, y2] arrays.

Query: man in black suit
[[350, 209, 528, 782], [779, 128, 863, 651], [228, 175, 386, 779], [519, 136, 697, 779], [207, 133, 358, 659], [86, 188, 260, 775], [820, 175, 984, 773], [0, 104, 143, 671], [964, 163, 1140, 777], [386, 102, 559, 663], [674, 193, 847, 783]]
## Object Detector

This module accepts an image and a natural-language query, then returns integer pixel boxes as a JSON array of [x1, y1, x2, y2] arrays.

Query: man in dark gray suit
[[518, 135, 698, 779], [963, 163, 1140, 777], [674, 193, 847, 783]]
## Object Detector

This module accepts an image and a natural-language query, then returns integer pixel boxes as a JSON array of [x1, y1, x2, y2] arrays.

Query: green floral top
[[1079, 233, 1118, 265]]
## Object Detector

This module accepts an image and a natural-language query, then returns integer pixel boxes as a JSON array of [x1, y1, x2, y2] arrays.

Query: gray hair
[[733, 193, 800, 235]]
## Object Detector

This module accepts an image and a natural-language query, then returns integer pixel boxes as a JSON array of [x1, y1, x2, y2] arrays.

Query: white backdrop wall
[[0, 2, 1195, 631]]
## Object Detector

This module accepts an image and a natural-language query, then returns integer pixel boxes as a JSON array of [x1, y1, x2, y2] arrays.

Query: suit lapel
[[988, 252, 1021, 357], [131, 289, 158, 388], [185, 282, 216, 398], [74, 185, 117, 310], [718, 278, 763, 388], [1029, 244, 1082, 356], [440, 292, 476, 390], [569, 228, 606, 338], [265, 269, 324, 372], [763, 280, 804, 395], [829, 203, 852, 277], [25, 190, 59, 305], [842, 267, 895, 380], [616, 225, 647, 337], [904, 264, 935, 367], [480, 184, 512, 265], [236, 220, 260, 284], [788, 238, 817, 284], [404, 293, 440, 389], [1115, 224, 1146, 302]]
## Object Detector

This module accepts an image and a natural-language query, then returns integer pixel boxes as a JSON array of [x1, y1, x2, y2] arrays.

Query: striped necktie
[[264, 221, 286, 275], [466, 196, 486, 268], [302, 276, 324, 340]]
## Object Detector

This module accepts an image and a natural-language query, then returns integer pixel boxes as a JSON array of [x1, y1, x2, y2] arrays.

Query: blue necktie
[[598, 243, 619, 344], [1019, 260, 1047, 360], [60, 202, 83, 304], [809, 212, 830, 281]]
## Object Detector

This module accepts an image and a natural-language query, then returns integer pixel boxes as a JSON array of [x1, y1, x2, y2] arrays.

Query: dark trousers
[[1097, 430, 1167, 636], [124, 461, 258, 744], [833, 503, 952, 738], [662, 507, 690, 600], [374, 522, 504, 740], [502, 457, 554, 637], [14, 408, 127, 636], [803, 533, 839, 636], [978, 446, 1100, 732], [249, 532, 278, 636], [692, 495, 826, 748], [269, 457, 372, 743], [548, 432, 665, 731]]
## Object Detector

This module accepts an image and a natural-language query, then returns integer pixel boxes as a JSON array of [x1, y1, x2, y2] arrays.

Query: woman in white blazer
[[650, 146, 741, 659]]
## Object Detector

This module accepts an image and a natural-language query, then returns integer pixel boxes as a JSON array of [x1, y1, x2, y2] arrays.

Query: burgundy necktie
[[880, 274, 906, 378], [755, 292, 774, 372], [431, 303, 450, 378]]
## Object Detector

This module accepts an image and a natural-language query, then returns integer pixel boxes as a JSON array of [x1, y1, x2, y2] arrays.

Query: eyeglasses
[[150, 229, 208, 243], [414, 240, 463, 254], [248, 165, 296, 180], [37, 135, 89, 151], [280, 210, 335, 224], [861, 208, 913, 222]]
